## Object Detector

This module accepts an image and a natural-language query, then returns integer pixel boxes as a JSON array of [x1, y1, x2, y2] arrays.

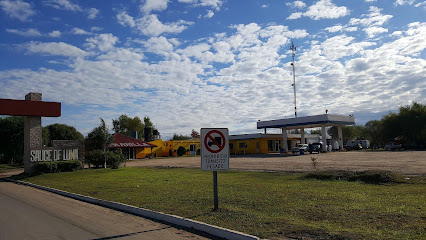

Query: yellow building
[[140, 139, 201, 158], [229, 133, 321, 154]]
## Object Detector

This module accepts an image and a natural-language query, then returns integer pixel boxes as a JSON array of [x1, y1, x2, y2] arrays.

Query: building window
[[239, 142, 247, 149], [229, 143, 233, 150], [190, 144, 196, 152]]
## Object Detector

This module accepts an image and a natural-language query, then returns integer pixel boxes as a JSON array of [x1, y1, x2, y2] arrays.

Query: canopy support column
[[338, 125, 343, 151], [321, 125, 327, 152], [282, 127, 288, 153]]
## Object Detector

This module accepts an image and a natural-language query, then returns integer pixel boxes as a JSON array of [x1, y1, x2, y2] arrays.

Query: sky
[[0, 0, 425, 139]]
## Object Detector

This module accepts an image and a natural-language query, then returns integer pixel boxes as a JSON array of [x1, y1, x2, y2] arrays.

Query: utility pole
[[290, 41, 297, 118]]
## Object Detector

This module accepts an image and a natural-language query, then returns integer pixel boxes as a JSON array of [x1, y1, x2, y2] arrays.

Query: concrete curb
[[5, 178, 259, 240]]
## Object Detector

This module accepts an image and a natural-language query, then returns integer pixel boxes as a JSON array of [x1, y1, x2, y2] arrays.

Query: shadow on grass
[[302, 170, 404, 185]]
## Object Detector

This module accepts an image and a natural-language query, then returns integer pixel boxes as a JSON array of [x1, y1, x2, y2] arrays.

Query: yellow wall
[[139, 139, 201, 158], [230, 136, 299, 154]]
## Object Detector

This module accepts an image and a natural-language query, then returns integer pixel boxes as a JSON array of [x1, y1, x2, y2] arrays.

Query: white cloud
[[414, 1, 426, 8], [71, 27, 91, 35], [365, 26, 388, 38], [117, 11, 136, 28], [394, 0, 415, 6], [304, 0, 349, 20], [287, 12, 302, 20], [85, 33, 119, 52], [287, 0, 349, 20], [117, 11, 192, 36], [204, 10, 214, 18], [365, 0, 376, 2], [6, 28, 41, 37], [143, 36, 175, 56], [135, 14, 193, 36], [178, 0, 223, 10], [140, 0, 168, 13], [261, 4, 268, 8], [0, 0, 35, 21], [325, 25, 343, 33], [97, 49, 144, 62], [349, 6, 392, 38], [25, 41, 87, 57], [43, 0, 82, 11], [87, 8, 99, 19], [49, 30, 61, 37], [286, 1, 306, 9]]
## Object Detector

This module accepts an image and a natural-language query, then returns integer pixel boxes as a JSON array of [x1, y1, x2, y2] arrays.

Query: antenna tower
[[290, 41, 297, 118]]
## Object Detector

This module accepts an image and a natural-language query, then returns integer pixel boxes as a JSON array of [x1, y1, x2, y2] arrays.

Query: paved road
[[0, 180, 215, 240]]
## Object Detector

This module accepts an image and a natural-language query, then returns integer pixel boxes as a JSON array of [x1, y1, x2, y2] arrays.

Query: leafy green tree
[[328, 125, 366, 143], [43, 123, 84, 146], [382, 102, 426, 144], [191, 129, 200, 139], [0, 116, 24, 165], [172, 133, 190, 140], [85, 118, 113, 168], [112, 115, 144, 139], [364, 120, 384, 147]]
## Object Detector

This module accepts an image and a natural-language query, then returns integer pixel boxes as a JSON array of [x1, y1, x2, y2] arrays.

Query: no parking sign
[[201, 128, 229, 171]]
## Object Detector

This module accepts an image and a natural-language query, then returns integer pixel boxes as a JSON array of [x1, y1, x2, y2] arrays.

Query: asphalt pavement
[[0, 179, 216, 240]]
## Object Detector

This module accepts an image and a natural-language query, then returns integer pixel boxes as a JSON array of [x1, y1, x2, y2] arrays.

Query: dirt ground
[[125, 151, 426, 176]]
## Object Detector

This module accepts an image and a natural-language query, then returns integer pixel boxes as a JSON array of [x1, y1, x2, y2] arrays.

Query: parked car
[[309, 142, 322, 154], [292, 144, 309, 154], [346, 140, 363, 150], [384, 142, 402, 150]]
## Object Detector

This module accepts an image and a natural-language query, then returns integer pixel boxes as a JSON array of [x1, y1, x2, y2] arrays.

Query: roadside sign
[[201, 128, 229, 171]]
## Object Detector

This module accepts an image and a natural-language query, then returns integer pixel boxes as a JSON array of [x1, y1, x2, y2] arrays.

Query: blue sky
[[1, 0, 425, 139]]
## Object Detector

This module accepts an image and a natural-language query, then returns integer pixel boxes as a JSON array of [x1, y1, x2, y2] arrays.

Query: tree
[[328, 125, 366, 143], [85, 118, 113, 168], [382, 102, 426, 144], [191, 129, 200, 139], [43, 123, 84, 146], [0, 116, 24, 165], [310, 129, 321, 135], [172, 133, 190, 140], [364, 120, 384, 147], [112, 115, 143, 139]]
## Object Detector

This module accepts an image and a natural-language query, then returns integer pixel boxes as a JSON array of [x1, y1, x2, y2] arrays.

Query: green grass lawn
[[21, 167, 426, 239], [0, 164, 22, 173]]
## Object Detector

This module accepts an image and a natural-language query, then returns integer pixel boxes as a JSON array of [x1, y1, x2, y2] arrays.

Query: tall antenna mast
[[290, 41, 297, 118]]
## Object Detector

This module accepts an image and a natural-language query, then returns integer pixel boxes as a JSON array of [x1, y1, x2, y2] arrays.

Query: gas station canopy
[[257, 114, 355, 130]]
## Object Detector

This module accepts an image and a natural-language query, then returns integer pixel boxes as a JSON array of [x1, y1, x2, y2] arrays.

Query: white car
[[292, 144, 309, 154]]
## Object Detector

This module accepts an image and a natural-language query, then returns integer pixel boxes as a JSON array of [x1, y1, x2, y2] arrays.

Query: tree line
[[326, 102, 425, 148]]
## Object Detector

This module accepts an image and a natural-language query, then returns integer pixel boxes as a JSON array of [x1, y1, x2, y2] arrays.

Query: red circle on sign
[[204, 130, 226, 153]]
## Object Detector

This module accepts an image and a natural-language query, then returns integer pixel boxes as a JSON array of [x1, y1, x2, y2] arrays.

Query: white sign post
[[201, 128, 229, 211]]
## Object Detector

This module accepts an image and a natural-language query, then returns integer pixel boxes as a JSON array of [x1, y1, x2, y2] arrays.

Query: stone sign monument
[[0, 93, 61, 175]]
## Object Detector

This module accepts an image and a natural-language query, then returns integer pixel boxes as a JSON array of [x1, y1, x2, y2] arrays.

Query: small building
[[229, 133, 324, 154], [109, 133, 157, 159], [141, 139, 201, 158]]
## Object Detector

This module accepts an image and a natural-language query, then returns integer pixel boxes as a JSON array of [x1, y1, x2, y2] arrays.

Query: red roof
[[109, 133, 157, 148]]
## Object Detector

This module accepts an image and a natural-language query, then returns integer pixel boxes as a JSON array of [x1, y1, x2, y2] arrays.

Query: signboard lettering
[[201, 128, 229, 171], [30, 148, 79, 162]]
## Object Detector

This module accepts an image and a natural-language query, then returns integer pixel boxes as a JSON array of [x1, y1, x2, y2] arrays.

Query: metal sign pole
[[213, 171, 218, 211]]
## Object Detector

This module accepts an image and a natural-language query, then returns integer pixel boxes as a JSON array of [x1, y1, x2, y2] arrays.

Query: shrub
[[87, 149, 105, 168], [35, 160, 82, 174], [106, 150, 125, 169], [177, 146, 186, 156]]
